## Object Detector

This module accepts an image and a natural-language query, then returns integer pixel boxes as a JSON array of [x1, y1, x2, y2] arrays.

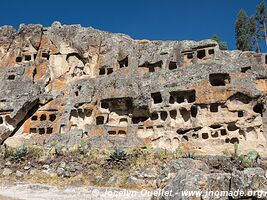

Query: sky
[[0, 0, 265, 50]]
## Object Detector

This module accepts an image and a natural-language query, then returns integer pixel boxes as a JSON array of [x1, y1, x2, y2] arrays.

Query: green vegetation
[[183, 152, 195, 159], [15, 144, 27, 161], [238, 150, 260, 166], [105, 146, 128, 170], [256, 1, 267, 48], [233, 142, 239, 158], [108, 146, 127, 163], [0, 144, 265, 189], [229, 142, 261, 167], [235, 1, 266, 52], [211, 35, 228, 50], [235, 9, 256, 51], [0, 145, 43, 162]]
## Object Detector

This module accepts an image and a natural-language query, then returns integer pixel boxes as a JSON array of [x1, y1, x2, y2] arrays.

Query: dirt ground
[[0, 182, 152, 200]]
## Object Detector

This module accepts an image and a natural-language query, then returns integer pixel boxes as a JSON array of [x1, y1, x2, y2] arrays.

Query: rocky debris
[[5, 161, 11, 166], [155, 158, 267, 200], [15, 170, 23, 177], [56, 161, 72, 178], [24, 165, 31, 170], [198, 156, 236, 173], [0, 22, 265, 157], [29, 169, 37, 176], [42, 164, 49, 170], [156, 158, 210, 188], [139, 169, 157, 179], [41, 164, 57, 177], [128, 176, 138, 184], [0, 146, 266, 198], [59, 161, 66, 168], [56, 167, 65, 177], [2, 168, 12, 176], [231, 168, 267, 199], [71, 162, 83, 172], [95, 175, 103, 182], [107, 175, 118, 184]]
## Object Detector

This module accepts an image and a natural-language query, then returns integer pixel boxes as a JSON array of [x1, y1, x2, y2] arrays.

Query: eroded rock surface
[[155, 159, 267, 200], [0, 22, 266, 155]]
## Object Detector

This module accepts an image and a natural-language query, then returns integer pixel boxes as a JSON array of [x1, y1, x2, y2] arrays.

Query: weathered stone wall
[[0, 22, 266, 156]]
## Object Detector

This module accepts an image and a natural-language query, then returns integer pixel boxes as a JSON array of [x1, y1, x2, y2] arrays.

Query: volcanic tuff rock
[[155, 159, 267, 200], [0, 22, 266, 155]]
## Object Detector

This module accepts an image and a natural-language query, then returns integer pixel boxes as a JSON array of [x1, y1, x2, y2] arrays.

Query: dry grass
[[24, 172, 92, 187], [0, 145, 178, 189]]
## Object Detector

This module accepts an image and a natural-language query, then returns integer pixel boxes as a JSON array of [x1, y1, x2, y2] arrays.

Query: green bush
[[246, 150, 260, 162], [183, 152, 195, 159], [233, 142, 239, 158], [175, 145, 185, 158], [238, 150, 260, 166], [109, 146, 127, 162], [15, 144, 27, 161], [1, 146, 15, 159]]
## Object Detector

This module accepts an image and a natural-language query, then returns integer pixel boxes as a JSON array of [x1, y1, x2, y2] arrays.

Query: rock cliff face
[[0, 22, 266, 156]]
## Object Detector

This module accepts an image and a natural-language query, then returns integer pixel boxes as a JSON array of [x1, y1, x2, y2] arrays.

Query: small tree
[[236, 1, 266, 52], [211, 35, 228, 50], [248, 16, 258, 52], [235, 9, 254, 51], [255, 0, 267, 47]]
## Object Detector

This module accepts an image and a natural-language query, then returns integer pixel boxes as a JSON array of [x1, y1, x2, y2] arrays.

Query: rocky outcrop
[[0, 22, 266, 156], [155, 159, 267, 200]]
